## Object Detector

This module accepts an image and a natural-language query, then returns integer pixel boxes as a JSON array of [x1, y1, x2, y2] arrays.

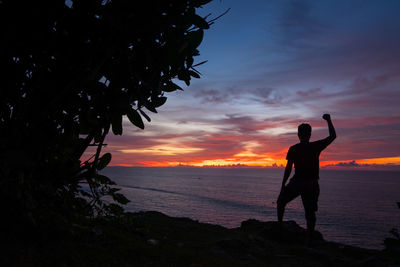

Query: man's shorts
[[277, 178, 320, 212]]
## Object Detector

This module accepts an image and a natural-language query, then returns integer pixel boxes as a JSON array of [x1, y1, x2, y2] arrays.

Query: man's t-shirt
[[286, 138, 331, 180]]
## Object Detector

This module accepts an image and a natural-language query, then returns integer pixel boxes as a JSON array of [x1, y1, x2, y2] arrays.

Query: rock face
[[240, 219, 324, 243], [122, 211, 392, 266], [2, 211, 395, 266]]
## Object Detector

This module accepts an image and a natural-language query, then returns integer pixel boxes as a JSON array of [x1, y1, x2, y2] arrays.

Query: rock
[[356, 256, 385, 267], [216, 238, 249, 253], [240, 219, 323, 244], [147, 239, 159, 246]]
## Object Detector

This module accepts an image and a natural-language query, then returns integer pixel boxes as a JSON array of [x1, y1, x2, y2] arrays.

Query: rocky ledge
[[2, 211, 398, 266]]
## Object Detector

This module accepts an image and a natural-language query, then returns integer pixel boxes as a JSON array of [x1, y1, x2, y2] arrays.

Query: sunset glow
[[110, 155, 400, 169], [103, 1, 400, 170]]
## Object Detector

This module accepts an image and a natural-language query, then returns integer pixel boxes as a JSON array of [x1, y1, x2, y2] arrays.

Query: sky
[[101, 0, 400, 169]]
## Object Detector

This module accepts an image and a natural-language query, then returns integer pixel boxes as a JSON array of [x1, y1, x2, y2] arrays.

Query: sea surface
[[101, 167, 400, 249]]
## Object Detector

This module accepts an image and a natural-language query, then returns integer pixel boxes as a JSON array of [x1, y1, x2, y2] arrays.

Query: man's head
[[298, 123, 311, 142]]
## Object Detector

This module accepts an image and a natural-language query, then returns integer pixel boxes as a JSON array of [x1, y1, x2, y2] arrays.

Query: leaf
[[164, 81, 183, 92], [187, 29, 204, 50], [144, 102, 158, 113], [178, 70, 190, 86], [191, 14, 210, 29], [107, 203, 124, 215], [139, 109, 151, 122], [152, 96, 167, 108], [112, 192, 130, 205], [127, 109, 144, 129], [189, 70, 200, 78], [97, 153, 112, 170], [192, 0, 213, 8], [93, 129, 103, 143], [192, 60, 208, 67], [79, 115, 90, 134], [79, 190, 91, 198], [95, 173, 115, 184], [110, 188, 120, 194], [186, 56, 194, 68], [111, 115, 123, 135]]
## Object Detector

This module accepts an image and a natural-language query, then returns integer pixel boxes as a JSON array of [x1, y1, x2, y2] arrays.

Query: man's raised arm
[[322, 114, 336, 144]]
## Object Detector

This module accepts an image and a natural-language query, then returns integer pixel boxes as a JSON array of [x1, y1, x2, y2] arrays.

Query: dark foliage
[[0, 0, 212, 231]]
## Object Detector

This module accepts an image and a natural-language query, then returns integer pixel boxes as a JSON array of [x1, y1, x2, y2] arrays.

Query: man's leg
[[276, 180, 301, 240], [304, 208, 316, 232], [277, 202, 285, 223], [301, 181, 320, 242], [277, 179, 300, 223]]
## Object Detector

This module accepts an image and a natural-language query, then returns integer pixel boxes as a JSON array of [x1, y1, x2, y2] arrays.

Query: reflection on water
[[101, 167, 400, 249]]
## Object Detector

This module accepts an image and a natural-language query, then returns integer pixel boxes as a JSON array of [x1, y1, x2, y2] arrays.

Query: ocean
[[101, 167, 400, 249]]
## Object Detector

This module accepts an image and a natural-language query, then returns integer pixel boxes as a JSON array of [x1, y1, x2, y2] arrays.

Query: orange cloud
[[102, 111, 400, 170], [321, 156, 400, 169], [119, 145, 204, 156]]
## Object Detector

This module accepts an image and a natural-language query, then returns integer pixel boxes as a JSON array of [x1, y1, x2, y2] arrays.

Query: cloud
[[324, 159, 400, 170], [193, 86, 282, 106], [296, 88, 322, 98], [97, 1, 400, 167], [250, 87, 282, 105], [194, 89, 231, 104], [333, 160, 360, 167], [102, 101, 400, 167], [119, 146, 204, 156], [252, 1, 400, 94], [349, 75, 393, 94], [277, 0, 326, 47]]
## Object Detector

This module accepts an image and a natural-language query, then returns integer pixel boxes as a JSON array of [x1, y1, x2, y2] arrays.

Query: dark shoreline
[[3, 211, 397, 266]]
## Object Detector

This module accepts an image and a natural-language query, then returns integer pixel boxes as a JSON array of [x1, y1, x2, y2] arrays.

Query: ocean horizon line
[[107, 164, 400, 172]]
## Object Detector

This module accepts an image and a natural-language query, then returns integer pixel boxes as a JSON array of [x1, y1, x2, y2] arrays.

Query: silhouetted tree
[[0, 0, 212, 230]]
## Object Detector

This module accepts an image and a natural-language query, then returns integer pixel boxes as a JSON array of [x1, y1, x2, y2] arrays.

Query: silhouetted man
[[277, 114, 336, 241]]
